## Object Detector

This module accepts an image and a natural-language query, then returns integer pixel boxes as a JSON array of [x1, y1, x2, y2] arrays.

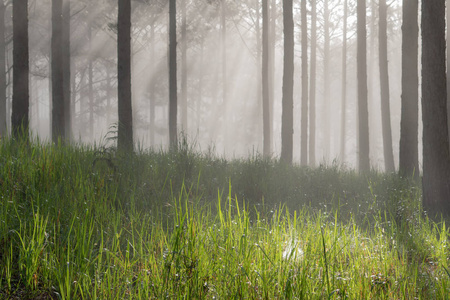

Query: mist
[[8, 0, 407, 170]]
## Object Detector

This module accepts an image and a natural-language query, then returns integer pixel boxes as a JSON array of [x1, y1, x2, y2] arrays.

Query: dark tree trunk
[[262, 0, 270, 157], [309, 0, 317, 167], [421, 0, 450, 213], [169, 0, 178, 148], [12, 0, 29, 139], [181, 0, 187, 132], [117, 0, 133, 152], [399, 0, 419, 178], [340, 0, 348, 163], [269, 0, 276, 154], [357, 0, 370, 172], [281, 0, 294, 164], [88, 25, 94, 141], [378, 0, 395, 172], [52, 0, 65, 143], [300, 0, 308, 166], [323, 0, 330, 161], [63, 0, 71, 140], [0, 2, 6, 137]]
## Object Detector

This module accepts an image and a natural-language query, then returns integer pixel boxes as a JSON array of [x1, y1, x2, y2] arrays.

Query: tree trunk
[[149, 20, 155, 145], [323, 0, 330, 162], [52, 0, 65, 143], [340, 0, 348, 163], [169, 0, 178, 148], [88, 25, 94, 141], [357, 0, 370, 172], [181, 0, 187, 132], [309, 0, 317, 167], [262, 0, 270, 157], [12, 0, 29, 139], [281, 0, 294, 164], [421, 0, 450, 213], [0, 2, 6, 137], [378, 0, 395, 172], [399, 0, 419, 178], [300, 0, 308, 166], [117, 0, 133, 152], [63, 0, 71, 140], [269, 0, 276, 154]]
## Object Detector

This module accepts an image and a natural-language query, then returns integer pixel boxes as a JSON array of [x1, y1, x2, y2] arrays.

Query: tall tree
[[357, 0, 370, 172], [378, 0, 394, 172], [399, 0, 419, 178], [63, 0, 71, 140], [52, 0, 65, 142], [0, 1, 6, 137], [300, 0, 308, 166], [181, 0, 187, 132], [117, 0, 133, 152], [340, 0, 348, 163], [262, 0, 270, 157], [281, 0, 294, 164], [169, 0, 178, 147], [323, 0, 330, 161], [421, 0, 450, 212], [12, 0, 29, 138], [309, 0, 317, 166]]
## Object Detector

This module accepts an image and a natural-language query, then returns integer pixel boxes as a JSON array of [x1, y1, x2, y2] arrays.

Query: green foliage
[[0, 138, 448, 299]]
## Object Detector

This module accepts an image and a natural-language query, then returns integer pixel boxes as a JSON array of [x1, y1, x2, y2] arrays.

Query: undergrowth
[[0, 137, 448, 299]]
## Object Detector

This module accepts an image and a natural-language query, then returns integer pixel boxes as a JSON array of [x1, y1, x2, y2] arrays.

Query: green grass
[[0, 137, 448, 299]]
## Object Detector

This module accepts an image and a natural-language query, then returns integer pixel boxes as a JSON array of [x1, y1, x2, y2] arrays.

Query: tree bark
[[281, 0, 294, 164], [421, 0, 450, 213], [117, 0, 133, 152], [300, 0, 308, 166], [262, 0, 270, 157], [357, 0, 370, 172], [52, 0, 65, 143], [340, 0, 348, 163], [309, 0, 317, 167], [0, 2, 6, 137], [169, 0, 178, 148], [181, 0, 187, 132], [399, 0, 419, 178], [63, 0, 71, 140], [12, 0, 29, 139], [378, 0, 395, 172], [323, 0, 330, 161]]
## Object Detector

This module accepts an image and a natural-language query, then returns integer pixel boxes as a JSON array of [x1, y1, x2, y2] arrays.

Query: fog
[[7, 0, 409, 170]]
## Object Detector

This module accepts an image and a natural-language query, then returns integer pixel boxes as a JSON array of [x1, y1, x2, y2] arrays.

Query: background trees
[[4, 0, 448, 194]]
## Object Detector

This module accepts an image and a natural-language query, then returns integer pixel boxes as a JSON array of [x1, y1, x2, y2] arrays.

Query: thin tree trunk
[[269, 0, 276, 153], [421, 0, 450, 213], [378, 0, 395, 172], [52, 0, 65, 143], [281, 0, 294, 164], [262, 0, 270, 157], [399, 0, 419, 178], [12, 0, 29, 139], [88, 25, 94, 141], [0, 2, 6, 137], [169, 0, 178, 147], [323, 0, 330, 161], [300, 0, 308, 166], [309, 0, 317, 166], [357, 0, 370, 172], [117, 0, 133, 152], [340, 0, 348, 163], [149, 20, 155, 145], [181, 0, 187, 132], [63, 0, 71, 140]]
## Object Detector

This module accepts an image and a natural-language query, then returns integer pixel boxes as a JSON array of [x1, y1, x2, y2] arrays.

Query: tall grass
[[0, 137, 448, 299]]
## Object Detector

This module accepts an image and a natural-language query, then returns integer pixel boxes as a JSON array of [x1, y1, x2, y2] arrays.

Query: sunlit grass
[[0, 137, 448, 299]]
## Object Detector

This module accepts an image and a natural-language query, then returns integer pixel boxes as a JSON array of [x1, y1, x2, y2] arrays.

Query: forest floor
[[0, 137, 448, 299]]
